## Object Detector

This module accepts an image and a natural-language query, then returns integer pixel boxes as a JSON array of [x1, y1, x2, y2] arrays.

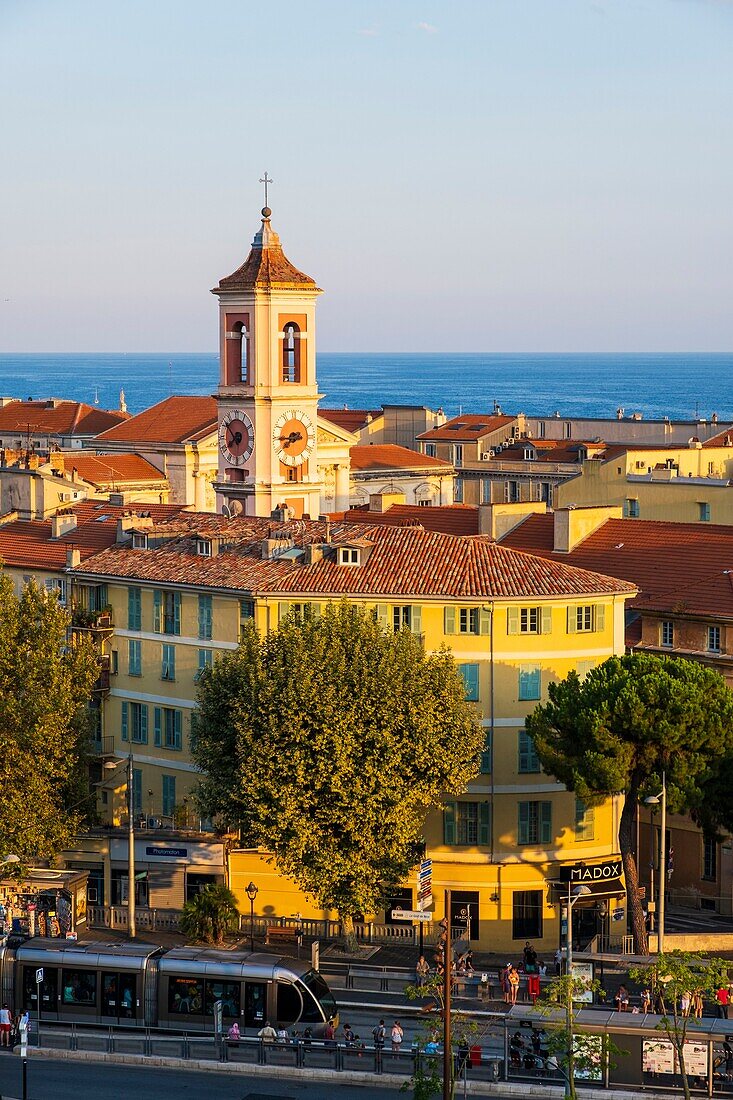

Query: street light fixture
[[245, 882, 258, 953], [565, 883, 592, 1100], [103, 751, 136, 939], [644, 771, 667, 953], [0, 855, 20, 867]]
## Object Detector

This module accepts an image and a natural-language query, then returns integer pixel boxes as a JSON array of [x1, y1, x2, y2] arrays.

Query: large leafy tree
[[0, 576, 99, 863], [525, 654, 733, 955], [193, 601, 483, 933]]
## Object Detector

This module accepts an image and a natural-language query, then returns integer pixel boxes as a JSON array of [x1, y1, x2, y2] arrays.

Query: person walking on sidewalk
[[372, 1019, 386, 1050], [0, 1005, 12, 1048], [391, 1020, 404, 1057]]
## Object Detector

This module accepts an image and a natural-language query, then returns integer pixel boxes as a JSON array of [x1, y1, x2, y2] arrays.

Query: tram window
[[24, 966, 57, 1010], [276, 981, 302, 1027], [204, 980, 240, 1018], [102, 972, 136, 1019], [62, 969, 96, 1006], [243, 981, 266, 1027], [298, 968, 337, 1022], [168, 976, 203, 1014]]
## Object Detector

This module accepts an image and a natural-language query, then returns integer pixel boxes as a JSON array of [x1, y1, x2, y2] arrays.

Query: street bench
[[265, 925, 301, 945]]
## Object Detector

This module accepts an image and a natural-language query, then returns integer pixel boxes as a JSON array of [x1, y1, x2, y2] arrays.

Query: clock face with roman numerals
[[219, 410, 254, 465], [272, 409, 315, 467]]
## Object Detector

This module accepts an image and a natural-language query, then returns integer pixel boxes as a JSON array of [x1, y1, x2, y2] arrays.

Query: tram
[[0, 939, 337, 1034]]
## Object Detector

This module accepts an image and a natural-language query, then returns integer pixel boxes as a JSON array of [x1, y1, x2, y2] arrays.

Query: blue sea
[[0, 352, 731, 421]]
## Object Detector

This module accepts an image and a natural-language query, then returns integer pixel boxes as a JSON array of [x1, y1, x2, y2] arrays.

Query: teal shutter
[[444, 606, 456, 635], [154, 707, 162, 747], [173, 592, 181, 635], [596, 604, 605, 632], [121, 701, 129, 741], [198, 595, 212, 640], [140, 704, 148, 745], [519, 666, 541, 701], [153, 590, 162, 633], [518, 729, 539, 772], [278, 602, 291, 624], [478, 801, 491, 847], [518, 801, 529, 845], [540, 802, 552, 845], [507, 607, 519, 635], [479, 607, 491, 636], [541, 606, 552, 634], [411, 605, 422, 635], [443, 802, 457, 845], [128, 587, 141, 631], [479, 730, 492, 773], [460, 663, 479, 701], [174, 710, 182, 750], [375, 604, 389, 629], [567, 606, 577, 634]]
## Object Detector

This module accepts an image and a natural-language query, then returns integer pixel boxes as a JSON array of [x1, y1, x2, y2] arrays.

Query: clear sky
[[1, 0, 732, 353]]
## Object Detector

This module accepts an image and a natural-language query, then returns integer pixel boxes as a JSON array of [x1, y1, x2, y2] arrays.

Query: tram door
[[243, 981, 266, 1028], [102, 972, 136, 1020], [23, 966, 58, 1019]]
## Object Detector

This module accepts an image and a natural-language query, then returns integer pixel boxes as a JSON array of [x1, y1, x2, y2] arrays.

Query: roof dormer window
[[339, 547, 360, 566], [132, 533, 148, 550], [197, 538, 212, 557]]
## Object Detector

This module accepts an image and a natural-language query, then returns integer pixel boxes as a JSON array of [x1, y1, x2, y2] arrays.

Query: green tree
[[538, 973, 617, 1100], [0, 576, 98, 863], [525, 654, 733, 954], [629, 952, 728, 1100], [193, 601, 483, 939], [179, 884, 240, 945]]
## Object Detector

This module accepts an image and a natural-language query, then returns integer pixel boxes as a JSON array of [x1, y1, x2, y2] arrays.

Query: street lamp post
[[0, 856, 20, 868], [245, 882, 258, 952], [104, 750, 136, 939], [644, 771, 667, 953], [565, 883, 591, 1100]]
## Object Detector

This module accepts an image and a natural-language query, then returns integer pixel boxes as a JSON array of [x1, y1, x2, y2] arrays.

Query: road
[[0, 1055, 410, 1100]]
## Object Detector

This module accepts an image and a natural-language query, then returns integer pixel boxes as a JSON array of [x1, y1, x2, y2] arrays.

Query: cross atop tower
[[259, 171, 273, 214]]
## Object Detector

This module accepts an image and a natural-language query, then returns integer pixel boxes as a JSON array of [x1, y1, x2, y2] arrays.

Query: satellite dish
[[221, 505, 232, 518]]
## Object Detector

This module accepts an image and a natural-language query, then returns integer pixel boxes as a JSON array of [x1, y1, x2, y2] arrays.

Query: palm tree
[[179, 884, 239, 945]]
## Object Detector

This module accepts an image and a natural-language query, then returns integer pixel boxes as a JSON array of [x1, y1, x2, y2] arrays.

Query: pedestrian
[[342, 1022, 355, 1046], [227, 1021, 240, 1042], [717, 985, 730, 1020], [416, 955, 430, 988], [372, 1019, 385, 1050], [257, 1020, 277, 1042], [554, 947, 563, 975], [508, 964, 520, 1005], [692, 991, 703, 1019], [391, 1019, 404, 1056], [680, 991, 691, 1017], [501, 963, 511, 1002], [0, 1004, 11, 1048], [641, 988, 651, 1014], [324, 1017, 336, 1048]]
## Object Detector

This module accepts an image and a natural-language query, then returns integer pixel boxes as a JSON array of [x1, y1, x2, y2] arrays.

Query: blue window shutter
[[540, 802, 552, 845], [174, 710, 182, 751], [460, 663, 479, 701], [140, 704, 148, 745], [128, 587, 141, 631], [478, 802, 491, 847], [518, 801, 529, 845], [480, 730, 492, 774], [507, 607, 519, 635], [173, 592, 181, 635], [443, 802, 456, 845], [530, 667, 541, 699], [121, 701, 128, 741], [154, 707, 162, 747], [444, 606, 456, 635], [153, 590, 162, 633]]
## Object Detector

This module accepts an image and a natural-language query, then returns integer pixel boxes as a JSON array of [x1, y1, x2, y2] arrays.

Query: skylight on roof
[[447, 424, 465, 430], [94, 515, 110, 522]]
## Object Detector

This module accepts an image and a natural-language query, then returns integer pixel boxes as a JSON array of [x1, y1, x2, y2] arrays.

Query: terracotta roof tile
[[320, 409, 383, 433], [501, 514, 733, 619], [418, 414, 517, 441], [213, 215, 319, 293], [0, 400, 128, 437], [349, 444, 453, 473], [74, 513, 635, 601], [60, 453, 167, 486], [94, 396, 218, 445], [336, 504, 480, 536]]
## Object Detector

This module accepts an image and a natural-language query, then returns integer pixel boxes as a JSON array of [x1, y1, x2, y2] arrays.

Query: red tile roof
[[0, 501, 187, 572], [501, 514, 733, 619], [94, 396, 218, 445], [74, 513, 635, 601], [320, 409, 383, 434], [349, 444, 453, 473], [213, 215, 319, 293], [60, 453, 167, 487], [703, 428, 733, 448], [336, 504, 480, 536], [0, 400, 128, 437], [418, 414, 516, 441]]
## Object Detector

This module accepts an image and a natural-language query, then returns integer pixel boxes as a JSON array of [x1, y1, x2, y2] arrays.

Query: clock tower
[[212, 196, 324, 518]]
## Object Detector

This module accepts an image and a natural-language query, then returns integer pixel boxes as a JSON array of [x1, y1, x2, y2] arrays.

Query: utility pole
[[127, 750, 136, 938], [443, 888, 451, 1100]]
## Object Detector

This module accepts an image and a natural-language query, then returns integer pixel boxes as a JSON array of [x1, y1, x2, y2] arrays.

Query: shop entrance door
[[450, 891, 479, 942]]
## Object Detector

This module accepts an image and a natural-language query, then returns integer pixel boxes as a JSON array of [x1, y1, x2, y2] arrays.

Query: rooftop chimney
[[66, 546, 81, 568], [51, 512, 78, 539]]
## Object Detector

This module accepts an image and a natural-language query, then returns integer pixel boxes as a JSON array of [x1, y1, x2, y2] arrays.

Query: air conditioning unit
[[481, 450, 496, 460]]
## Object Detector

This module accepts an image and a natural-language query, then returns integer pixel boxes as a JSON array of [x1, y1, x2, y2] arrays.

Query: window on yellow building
[[153, 589, 181, 635], [518, 801, 552, 845], [239, 599, 255, 639], [512, 890, 543, 939], [661, 621, 674, 648], [375, 605, 422, 634], [196, 648, 213, 679], [479, 730, 492, 774], [278, 602, 321, 627], [128, 639, 142, 677], [444, 606, 490, 635], [576, 660, 595, 679], [518, 666, 541, 701], [127, 587, 142, 631], [458, 663, 480, 702], [567, 605, 605, 633], [121, 701, 148, 744], [507, 606, 552, 635], [575, 799, 595, 841], [161, 644, 176, 682], [703, 836, 717, 882], [154, 706, 182, 751], [198, 595, 213, 640], [443, 801, 491, 846], [518, 729, 540, 773]]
